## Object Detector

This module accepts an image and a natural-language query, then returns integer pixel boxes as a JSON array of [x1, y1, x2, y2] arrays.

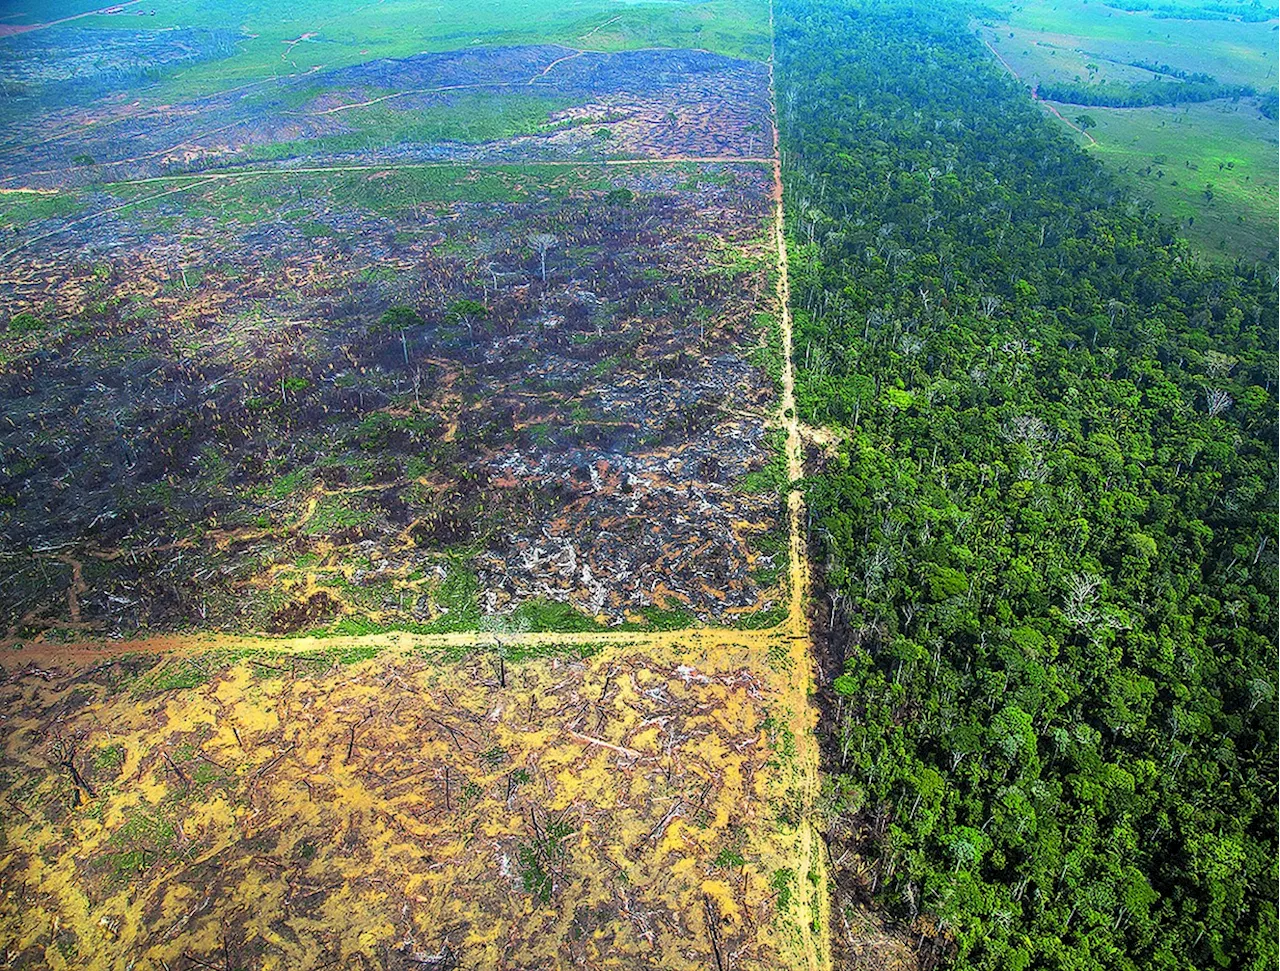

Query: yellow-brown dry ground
[[1, 631, 816, 970]]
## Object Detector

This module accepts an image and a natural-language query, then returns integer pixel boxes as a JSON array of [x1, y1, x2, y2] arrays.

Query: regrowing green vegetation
[[778, 0, 1277, 967], [240, 91, 579, 161]]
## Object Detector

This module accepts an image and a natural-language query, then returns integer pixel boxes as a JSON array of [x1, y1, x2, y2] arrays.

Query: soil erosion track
[[7, 3, 833, 965]]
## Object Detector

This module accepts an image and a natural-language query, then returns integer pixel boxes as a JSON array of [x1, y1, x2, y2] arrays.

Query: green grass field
[[0, 190, 85, 228], [64, 0, 770, 103], [979, 0, 1278, 263], [987, 0, 1278, 86], [1072, 99, 1278, 262]]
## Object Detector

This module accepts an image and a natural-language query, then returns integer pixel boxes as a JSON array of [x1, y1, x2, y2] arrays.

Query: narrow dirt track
[[768, 0, 831, 965], [980, 36, 1098, 146]]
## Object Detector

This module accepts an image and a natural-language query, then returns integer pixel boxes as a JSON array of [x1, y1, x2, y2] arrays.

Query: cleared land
[[0, 628, 820, 970], [1075, 100, 1279, 262], [0, 161, 788, 640], [0, 1, 832, 969], [977, 0, 1279, 262], [0, 41, 784, 642], [0, 46, 774, 184]]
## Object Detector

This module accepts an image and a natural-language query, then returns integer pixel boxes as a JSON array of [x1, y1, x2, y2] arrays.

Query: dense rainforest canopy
[[775, 1, 1278, 968]]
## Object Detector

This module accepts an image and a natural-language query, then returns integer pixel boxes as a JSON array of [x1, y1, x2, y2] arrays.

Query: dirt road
[[768, 0, 830, 965]]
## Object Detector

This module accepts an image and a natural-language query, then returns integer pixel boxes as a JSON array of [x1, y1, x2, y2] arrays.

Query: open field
[[1071, 98, 1279, 262], [984, 0, 1277, 87], [977, 0, 1279, 262], [0, 628, 819, 970]]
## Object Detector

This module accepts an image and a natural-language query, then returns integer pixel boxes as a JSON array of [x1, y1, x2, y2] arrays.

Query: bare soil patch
[[0, 636, 809, 969]]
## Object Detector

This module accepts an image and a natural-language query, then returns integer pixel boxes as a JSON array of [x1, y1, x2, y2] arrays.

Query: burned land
[[0, 11, 831, 971], [0, 162, 788, 640], [1, 44, 773, 188], [0, 21, 790, 645]]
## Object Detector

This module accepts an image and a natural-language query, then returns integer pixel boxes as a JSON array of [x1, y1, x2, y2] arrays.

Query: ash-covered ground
[[0, 162, 786, 638]]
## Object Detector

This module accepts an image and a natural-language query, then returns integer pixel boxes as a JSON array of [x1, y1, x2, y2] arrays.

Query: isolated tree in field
[[446, 298, 487, 341], [376, 305, 423, 364], [527, 233, 558, 283], [480, 612, 532, 687]]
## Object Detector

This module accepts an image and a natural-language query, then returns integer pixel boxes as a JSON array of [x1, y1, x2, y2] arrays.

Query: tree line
[[1102, 0, 1279, 21], [1036, 78, 1257, 108]]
